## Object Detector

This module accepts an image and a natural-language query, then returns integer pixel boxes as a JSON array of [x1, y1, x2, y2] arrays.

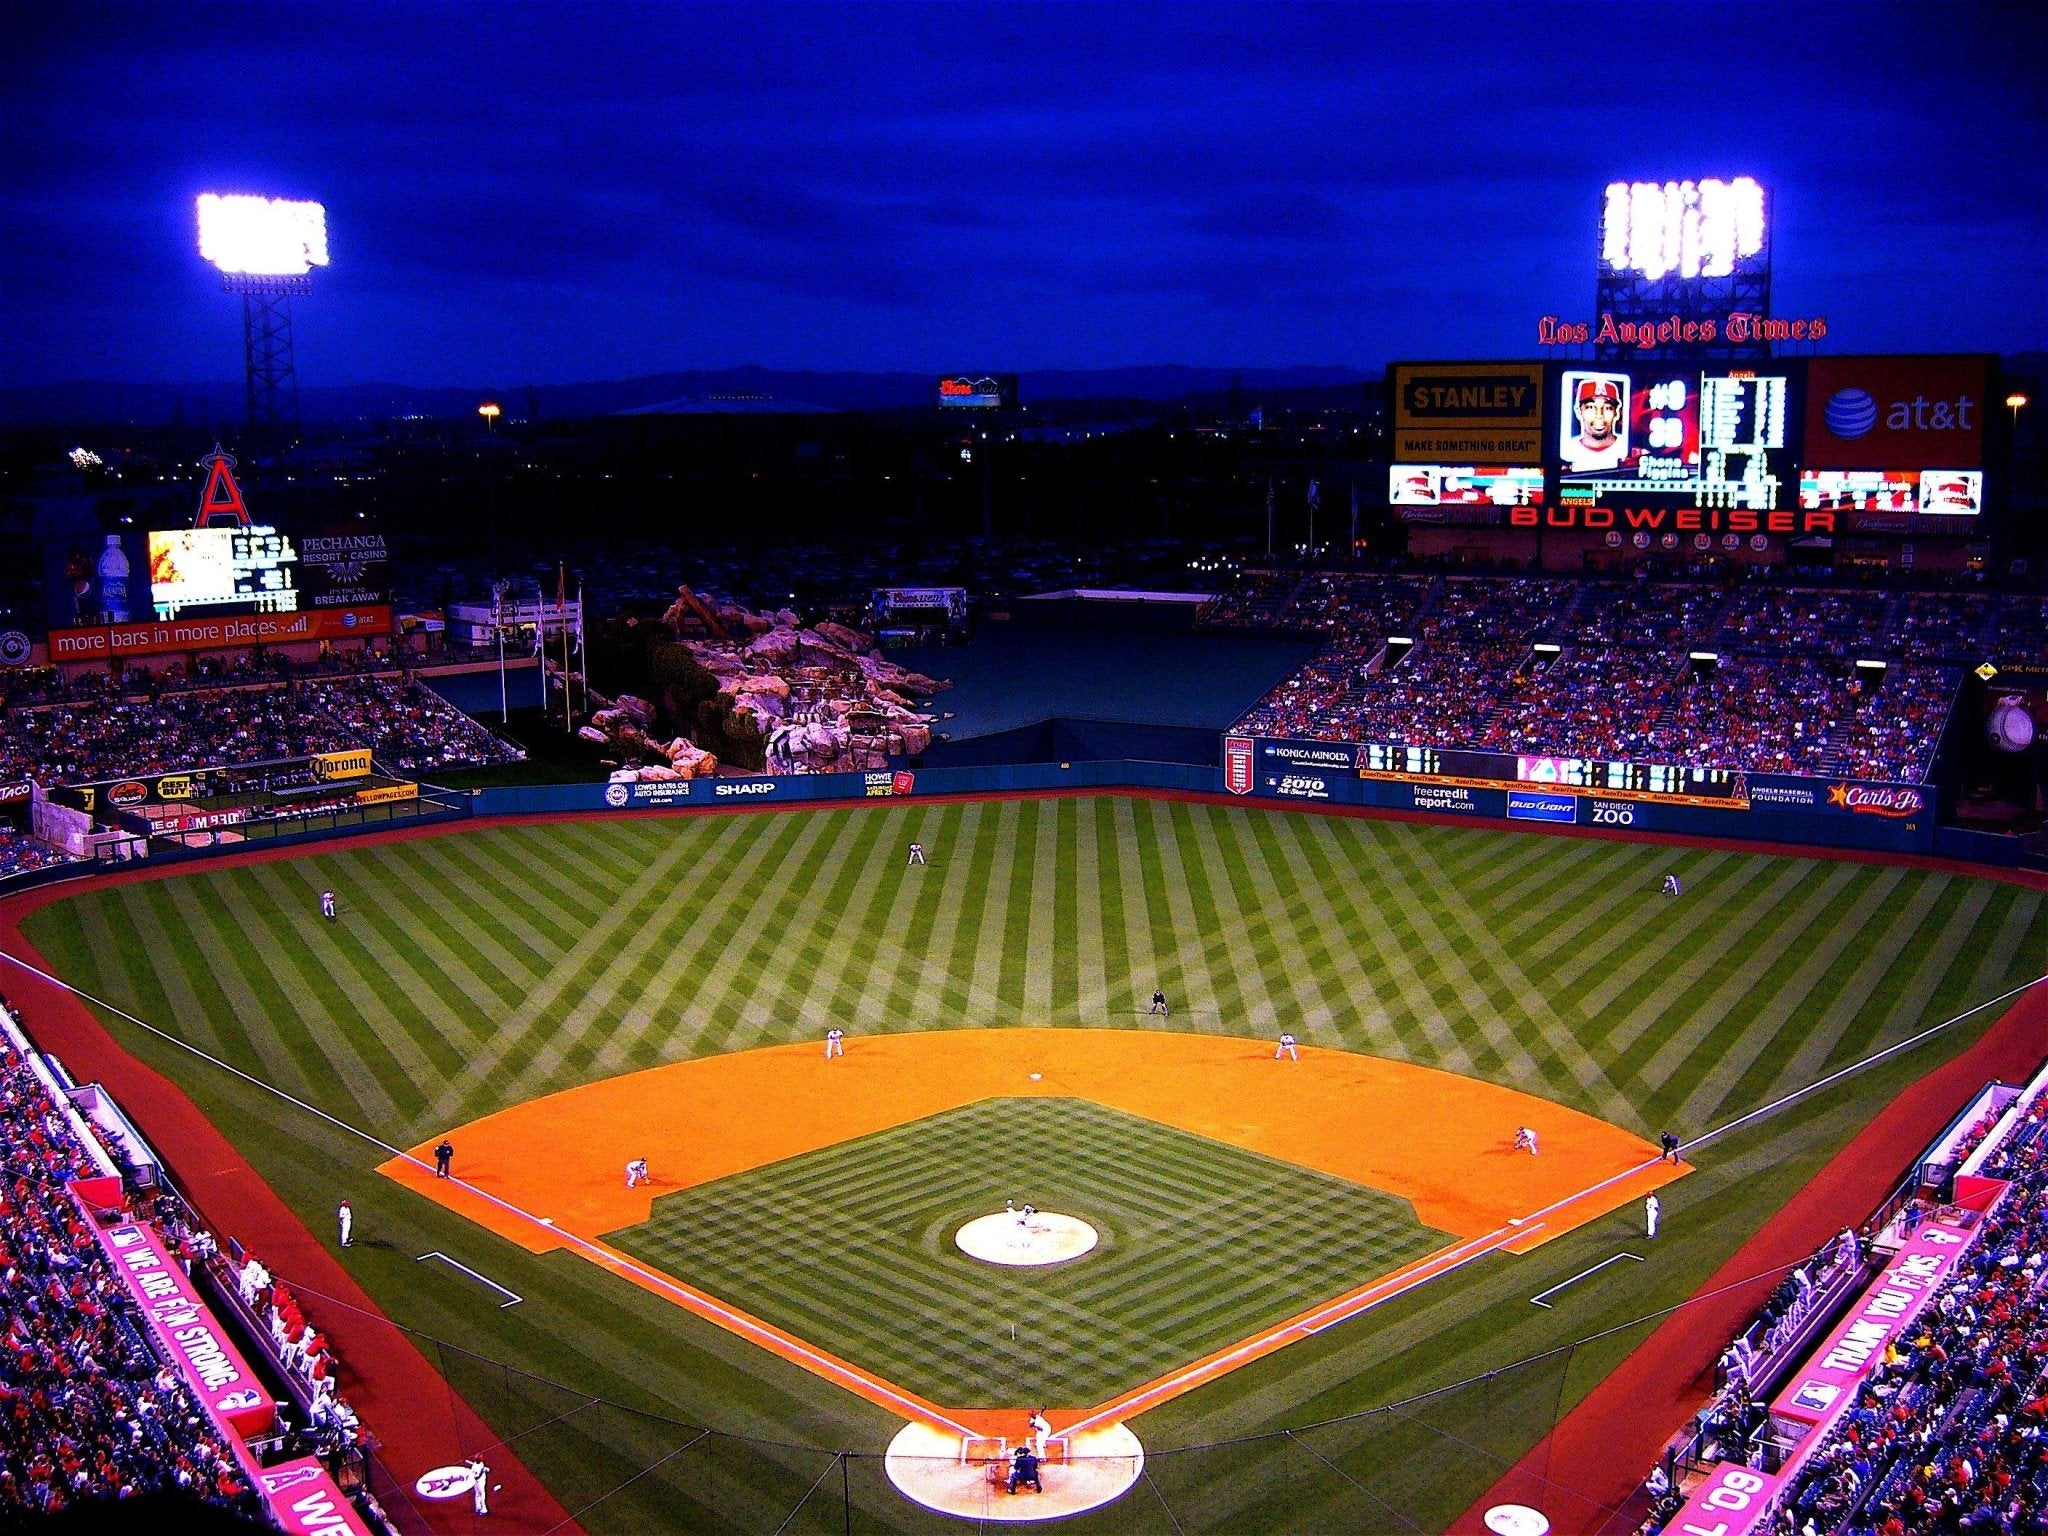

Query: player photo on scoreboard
[[1559, 371, 1631, 474]]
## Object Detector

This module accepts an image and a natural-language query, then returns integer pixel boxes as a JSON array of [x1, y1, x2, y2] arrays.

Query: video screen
[[148, 527, 299, 620], [1799, 469, 1983, 516], [1389, 465, 1544, 507], [1557, 366, 1795, 510]]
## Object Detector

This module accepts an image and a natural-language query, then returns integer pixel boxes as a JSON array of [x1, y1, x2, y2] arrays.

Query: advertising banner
[[1506, 790, 1577, 824], [312, 749, 374, 781], [1664, 1463, 1783, 1536], [48, 605, 391, 662], [1771, 1206, 1985, 1426], [250, 1457, 373, 1536], [71, 1193, 275, 1439], [601, 779, 695, 808], [937, 374, 1018, 409], [1803, 356, 1992, 472], [298, 529, 391, 610], [1391, 363, 1547, 464], [352, 781, 418, 806]]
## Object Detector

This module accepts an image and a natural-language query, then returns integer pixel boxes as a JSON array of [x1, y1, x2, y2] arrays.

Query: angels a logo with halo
[[0, 631, 30, 667]]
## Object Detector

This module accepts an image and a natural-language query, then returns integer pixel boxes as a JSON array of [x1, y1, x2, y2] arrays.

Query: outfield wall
[[1226, 736, 1938, 856], [455, 749, 1947, 858]]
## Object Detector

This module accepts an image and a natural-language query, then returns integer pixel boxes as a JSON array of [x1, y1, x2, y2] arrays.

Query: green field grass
[[609, 1095, 1449, 1407], [21, 797, 2048, 1533]]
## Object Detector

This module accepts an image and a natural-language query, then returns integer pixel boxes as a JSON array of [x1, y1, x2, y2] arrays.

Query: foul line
[[417, 1250, 523, 1308], [4, 942, 2040, 1444], [1529, 1252, 1642, 1309], [0, 946, 973, 1440]]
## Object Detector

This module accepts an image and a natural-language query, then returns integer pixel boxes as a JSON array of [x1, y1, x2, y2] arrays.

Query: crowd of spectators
[[1222, 572, 1987, 782], [0, 1029, 258, 1521], [0, 671, 520, 787], [1197, 570, 1303, 629], [0, 829, 76, 877], [1761, 1182, 2048, 1536], [1238, 639, 1958, 783]]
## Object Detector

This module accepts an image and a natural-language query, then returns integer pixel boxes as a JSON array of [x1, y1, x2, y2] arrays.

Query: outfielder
[[1646, 1193, 1661, 1239], [907, 841, 927, 866], [1149, 989, 1169, 1017], [320, 890, 336, 920], [336, 1199, 352, 1248]]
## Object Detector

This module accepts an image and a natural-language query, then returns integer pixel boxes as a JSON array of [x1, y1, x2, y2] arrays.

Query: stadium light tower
[[1595, 178, 1770, 362], [197, 194, 329, 441]]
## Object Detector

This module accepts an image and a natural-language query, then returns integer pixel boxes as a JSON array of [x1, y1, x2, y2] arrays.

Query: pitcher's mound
[[956, 1210, 1098, 1267]]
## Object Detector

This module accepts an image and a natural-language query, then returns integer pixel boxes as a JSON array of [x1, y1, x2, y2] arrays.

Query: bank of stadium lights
[[196, 194, 329, 278], [1601, 178, 1764, 281]]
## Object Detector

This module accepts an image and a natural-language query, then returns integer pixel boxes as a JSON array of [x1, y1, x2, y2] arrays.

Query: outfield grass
[[609, 1095, 1449, 1407], [20, 798, 2048, 1533]]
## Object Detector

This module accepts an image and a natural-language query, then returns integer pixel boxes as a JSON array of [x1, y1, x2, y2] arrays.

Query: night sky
[[3, 1, 2043, 388]]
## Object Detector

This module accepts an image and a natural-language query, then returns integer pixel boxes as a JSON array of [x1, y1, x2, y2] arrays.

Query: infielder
[[625, 1158, 649, 1187], [336, 1199, 352, 1248], [1275, 1032, 1298, 1061], [824, 1027, 844, 1059], [1646, 1193, 1661, 1239], [1515, 1126, 1539, 1155]]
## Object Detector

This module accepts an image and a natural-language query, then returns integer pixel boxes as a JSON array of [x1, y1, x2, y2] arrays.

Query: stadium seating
[[0, 669, 521, 787], [0, 1030, 258, 1519], [0, 1001, 383, 1524], [1221, 573, 1993, 784], [0, 829, 76, 877]]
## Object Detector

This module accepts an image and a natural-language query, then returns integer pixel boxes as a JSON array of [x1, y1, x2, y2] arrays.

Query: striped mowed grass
[[32, 797, 2042, 1149], [20, 797, 2048, 1535], [607, 1095, 1451, 1407]]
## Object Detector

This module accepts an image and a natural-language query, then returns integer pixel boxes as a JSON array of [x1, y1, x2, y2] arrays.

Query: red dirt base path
[[0, 896, 581, 1536], [1451, 977, 2048, 1536]]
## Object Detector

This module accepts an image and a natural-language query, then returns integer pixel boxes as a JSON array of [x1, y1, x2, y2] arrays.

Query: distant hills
[[0, 365, 1375, 428]]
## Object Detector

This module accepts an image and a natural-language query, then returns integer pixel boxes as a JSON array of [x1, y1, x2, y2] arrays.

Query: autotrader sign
[[1391, 363, 1547, 464]]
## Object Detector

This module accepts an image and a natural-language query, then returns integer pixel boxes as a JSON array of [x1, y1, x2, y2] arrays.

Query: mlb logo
[[1790, 1380, 1839, 1414], [1224, 737, 1254, 796], [892, 771, 916, 796]]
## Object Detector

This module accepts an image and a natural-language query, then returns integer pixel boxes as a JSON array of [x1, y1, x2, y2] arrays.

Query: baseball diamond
[[13, 796, 2048, 1534]]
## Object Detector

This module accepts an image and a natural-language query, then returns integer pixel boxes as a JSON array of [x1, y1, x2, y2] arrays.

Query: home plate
[[886, 1420, 1143, 1522]]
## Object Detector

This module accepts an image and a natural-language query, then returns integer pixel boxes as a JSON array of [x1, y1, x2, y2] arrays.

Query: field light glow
[[196, 194, 329, 276], [1603, 178, 1764, 281]]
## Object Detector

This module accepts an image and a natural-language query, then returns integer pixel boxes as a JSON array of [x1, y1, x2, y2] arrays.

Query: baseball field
[[14, 793, 2048, 1533]]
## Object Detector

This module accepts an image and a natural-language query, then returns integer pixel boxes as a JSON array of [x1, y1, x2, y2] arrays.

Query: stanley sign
[[1391, 362, 1547, 464]]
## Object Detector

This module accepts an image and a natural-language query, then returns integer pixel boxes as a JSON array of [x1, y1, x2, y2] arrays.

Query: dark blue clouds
[[2, 1, 2041, 386]]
